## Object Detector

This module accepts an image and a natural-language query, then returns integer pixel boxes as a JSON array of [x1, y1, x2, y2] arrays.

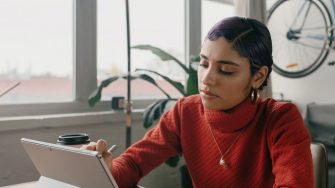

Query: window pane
[[0, 0, 73, 104], [97, 0, 185, 100], [202, 0, 235, 39]]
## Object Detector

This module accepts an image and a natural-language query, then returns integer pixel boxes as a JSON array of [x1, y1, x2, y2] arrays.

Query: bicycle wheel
[[267, 0, 333, 78]]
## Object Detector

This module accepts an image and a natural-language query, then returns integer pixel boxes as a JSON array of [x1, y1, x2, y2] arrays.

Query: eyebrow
[[200, 54, 240, 67]]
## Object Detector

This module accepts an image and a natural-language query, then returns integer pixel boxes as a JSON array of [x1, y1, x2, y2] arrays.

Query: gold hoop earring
[[250, 88, 258, 104]]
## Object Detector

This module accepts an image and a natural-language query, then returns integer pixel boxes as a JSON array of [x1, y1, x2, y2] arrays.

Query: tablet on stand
[[21, 138, 119, 188]]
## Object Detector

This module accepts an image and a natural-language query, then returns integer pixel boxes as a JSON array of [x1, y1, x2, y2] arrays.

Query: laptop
[[21, 138, 119, 188]]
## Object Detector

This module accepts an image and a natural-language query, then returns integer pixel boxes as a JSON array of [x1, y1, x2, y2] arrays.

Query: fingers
[[80, 141, 97, 151], [79, 139, 113, 169], [96, 139, 108, 154], [80, 139, 108, 154]]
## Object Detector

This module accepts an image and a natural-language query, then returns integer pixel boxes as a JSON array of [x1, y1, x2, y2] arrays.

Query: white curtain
[[234, 0, 272, 98]]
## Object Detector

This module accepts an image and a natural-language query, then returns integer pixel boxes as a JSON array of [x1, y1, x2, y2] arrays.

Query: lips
[[200, 89, 218, 97]]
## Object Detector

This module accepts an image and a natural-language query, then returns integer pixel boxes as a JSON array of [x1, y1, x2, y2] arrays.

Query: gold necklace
[[208, 126, 246, 168]]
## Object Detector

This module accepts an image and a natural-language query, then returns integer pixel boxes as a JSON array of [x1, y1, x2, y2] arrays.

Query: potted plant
[[88, 45, 199, 187]]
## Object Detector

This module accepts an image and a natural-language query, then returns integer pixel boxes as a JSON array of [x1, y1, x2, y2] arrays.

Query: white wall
[[271, 52, 335, 116]]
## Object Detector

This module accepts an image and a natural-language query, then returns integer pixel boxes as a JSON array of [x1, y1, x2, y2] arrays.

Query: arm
[[112, 100, 182, 188], [267, 103, 313, 188]]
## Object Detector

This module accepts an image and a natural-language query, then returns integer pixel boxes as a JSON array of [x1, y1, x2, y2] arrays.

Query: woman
[[82, 16, 313, 187]]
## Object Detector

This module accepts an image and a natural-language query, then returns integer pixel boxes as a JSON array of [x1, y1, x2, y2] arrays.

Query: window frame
[[0, 0, 203, 121]]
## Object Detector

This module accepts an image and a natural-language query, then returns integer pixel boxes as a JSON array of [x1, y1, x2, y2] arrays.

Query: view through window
[[0, 0, 73, 104], [202, 0, 235, 40], [0, 0, 235, 105]]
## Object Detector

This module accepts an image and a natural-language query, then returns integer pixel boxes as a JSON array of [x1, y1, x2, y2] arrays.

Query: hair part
[[206, 16, 273, 90]]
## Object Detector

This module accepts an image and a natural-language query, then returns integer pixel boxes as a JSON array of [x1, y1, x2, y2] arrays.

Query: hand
[[80, 139, 114, 170]]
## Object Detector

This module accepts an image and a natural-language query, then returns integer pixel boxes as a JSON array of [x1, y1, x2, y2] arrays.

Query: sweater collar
[[204, 97, 258, 133]]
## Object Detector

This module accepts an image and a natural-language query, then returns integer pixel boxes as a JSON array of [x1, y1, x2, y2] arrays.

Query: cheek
[[218, 75, 251, 94]]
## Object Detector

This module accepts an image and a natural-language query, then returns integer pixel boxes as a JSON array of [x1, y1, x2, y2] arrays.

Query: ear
[[251, 66, 269, 89]]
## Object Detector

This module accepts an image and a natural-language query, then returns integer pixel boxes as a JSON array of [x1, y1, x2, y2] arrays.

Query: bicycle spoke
[[267, 0, 332, 77], [301, 26, 329, 30], [291, 40, 324, 50]]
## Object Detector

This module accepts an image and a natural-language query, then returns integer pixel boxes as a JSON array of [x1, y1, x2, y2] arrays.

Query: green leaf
[[186, 63, 199, 96], [186, 77, 198, 96], [142, 100, 162, 128], [132, 45, 189, 73], [186, 57, 200, 96], [150, 99, 170, 122], [137, 74, 172, 99], [143, 99, 172, 128], [165, 155, 180, 167], [88, 76, 119, 107], [190, 55, 201, 62], [121, 75, 138, 80], [136, 68, 186, 96]]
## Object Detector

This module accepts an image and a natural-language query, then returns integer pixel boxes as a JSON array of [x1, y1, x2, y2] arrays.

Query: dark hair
[[206, 16, 273, 90]]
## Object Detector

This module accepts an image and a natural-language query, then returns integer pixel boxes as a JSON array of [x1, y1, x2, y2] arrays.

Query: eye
[[198, 59, 209, 68], [219, 71, 234, 75], [218, 67, 235, 75], [199, 63, 208, 68]]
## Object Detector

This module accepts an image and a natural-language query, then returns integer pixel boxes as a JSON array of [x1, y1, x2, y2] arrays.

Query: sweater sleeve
[[111, 100, 182, 188], [267, 103, 313, 188]]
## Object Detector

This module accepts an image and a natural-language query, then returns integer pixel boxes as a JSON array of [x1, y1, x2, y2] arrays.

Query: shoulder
[[179, 94, 202, 105], [177, 95, 203, 111], [258, 98, 305, 137], [259, 98, 301, 119], [259, 98, 310, 145], [163, 95, 202, 117], [166, 95, 203, 117]]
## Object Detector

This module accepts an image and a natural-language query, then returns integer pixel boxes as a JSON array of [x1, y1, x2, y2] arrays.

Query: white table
[[2, 182, 36, 188]]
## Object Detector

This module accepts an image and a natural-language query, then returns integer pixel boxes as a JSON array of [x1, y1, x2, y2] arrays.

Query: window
[[202, 0, 235, 40], [0, 0, 73, 104], [0, 0, 218, 118], [97, 0, 185, 100]]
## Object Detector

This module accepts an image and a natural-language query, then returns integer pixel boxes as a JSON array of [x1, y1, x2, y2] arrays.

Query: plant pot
[[180, 165, 193, 188]]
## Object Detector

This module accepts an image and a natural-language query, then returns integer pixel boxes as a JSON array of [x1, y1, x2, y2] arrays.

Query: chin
[[201, 99, 232, 111], [202, 101, 222, 110]]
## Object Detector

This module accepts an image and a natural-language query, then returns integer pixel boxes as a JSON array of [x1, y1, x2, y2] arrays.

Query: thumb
[[96, 139, 108, 154]]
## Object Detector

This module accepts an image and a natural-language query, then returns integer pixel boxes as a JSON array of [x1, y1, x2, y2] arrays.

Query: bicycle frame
[[327, 0, 335, 46], [290, 0, 335, 42]]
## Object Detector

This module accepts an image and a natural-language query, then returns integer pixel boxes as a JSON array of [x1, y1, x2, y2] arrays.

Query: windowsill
[[0, 109, 143, 132], [0, 98, 158, 118]]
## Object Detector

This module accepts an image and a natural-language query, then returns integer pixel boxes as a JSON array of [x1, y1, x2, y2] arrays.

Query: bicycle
[[267, 0, 335, 78]]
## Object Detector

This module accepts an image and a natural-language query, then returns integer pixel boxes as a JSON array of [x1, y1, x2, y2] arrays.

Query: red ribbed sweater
[[112, 95, 313, 188]]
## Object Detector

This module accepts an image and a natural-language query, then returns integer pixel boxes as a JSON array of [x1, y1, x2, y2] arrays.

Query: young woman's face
[[198, 37, 254, 110]]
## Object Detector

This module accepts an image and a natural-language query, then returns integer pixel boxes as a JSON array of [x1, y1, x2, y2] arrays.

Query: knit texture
[[112, 95, 313, 188]]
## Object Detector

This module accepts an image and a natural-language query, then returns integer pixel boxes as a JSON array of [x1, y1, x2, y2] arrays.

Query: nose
[[200, 67, 216, 86]]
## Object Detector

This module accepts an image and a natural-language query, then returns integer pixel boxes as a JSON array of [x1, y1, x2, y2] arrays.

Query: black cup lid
[[57, 133, 90, 145]]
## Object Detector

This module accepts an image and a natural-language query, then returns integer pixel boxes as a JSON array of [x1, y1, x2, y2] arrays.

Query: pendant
[[219, 157, 226, 168]]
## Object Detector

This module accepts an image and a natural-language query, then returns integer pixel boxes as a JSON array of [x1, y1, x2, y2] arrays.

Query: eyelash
[[198, 63, 234, 75]]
